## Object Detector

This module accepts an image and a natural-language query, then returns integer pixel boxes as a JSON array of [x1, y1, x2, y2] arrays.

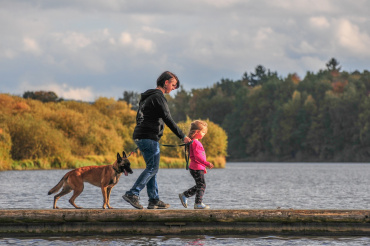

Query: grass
[[2, 155, 226, 171]]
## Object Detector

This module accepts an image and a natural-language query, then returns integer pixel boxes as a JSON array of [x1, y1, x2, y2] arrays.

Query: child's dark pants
[[183, 169, 206, 204]]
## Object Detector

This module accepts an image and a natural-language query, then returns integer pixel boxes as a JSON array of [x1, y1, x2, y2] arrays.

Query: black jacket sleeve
[[156, 95, 185, 140]]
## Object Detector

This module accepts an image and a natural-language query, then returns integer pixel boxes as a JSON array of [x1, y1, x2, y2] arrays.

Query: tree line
[[122, 58, 370, 162], [0, 95, 227, 170], [2, 57, 369, 168]]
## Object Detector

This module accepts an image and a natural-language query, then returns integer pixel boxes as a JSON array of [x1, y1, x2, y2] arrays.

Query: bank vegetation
[[0, 96, 227, 170]]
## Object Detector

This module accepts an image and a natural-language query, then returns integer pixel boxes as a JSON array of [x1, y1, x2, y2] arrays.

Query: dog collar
[[113, 166, 121, 174]]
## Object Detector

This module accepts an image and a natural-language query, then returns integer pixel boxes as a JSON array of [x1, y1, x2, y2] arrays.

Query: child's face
[[194, 129, 207, 139]]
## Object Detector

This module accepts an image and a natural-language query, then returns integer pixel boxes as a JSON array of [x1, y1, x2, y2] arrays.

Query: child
[[179, 120, 214, 209]]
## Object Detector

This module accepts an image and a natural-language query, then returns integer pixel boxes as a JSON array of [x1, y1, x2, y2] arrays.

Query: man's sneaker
[[147, 200, 170, 209], [179, 193, 188, 208], [194, 203, 210, 209], [122, 194, 143, 209]]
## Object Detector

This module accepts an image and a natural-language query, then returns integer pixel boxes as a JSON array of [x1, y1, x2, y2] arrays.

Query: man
[[123, 71, 191, 209]]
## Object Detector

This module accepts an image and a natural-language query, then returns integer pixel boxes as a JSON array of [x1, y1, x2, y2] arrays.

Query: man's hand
[[183, 136, 192, 144]]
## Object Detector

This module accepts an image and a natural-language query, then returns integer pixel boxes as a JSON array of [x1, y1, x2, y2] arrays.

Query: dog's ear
[[122, 151, 127, 158], [117, 152, 122, 160]]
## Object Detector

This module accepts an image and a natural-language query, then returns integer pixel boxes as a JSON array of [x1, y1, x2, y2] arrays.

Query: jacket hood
[[140, 89, 164, 102]]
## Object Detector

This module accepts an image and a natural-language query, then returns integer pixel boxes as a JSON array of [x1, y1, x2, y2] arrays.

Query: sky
[[1, 0, 370, 101]]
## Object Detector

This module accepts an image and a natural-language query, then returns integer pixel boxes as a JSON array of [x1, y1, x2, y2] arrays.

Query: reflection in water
[[186, 238, 205, 246], [1, 236, 370, 246]]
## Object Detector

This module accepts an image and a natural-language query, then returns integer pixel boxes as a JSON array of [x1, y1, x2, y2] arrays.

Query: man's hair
[[156, 71, 180, 89]]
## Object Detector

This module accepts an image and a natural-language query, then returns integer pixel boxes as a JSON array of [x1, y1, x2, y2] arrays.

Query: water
[[1, 162, 370, 245]]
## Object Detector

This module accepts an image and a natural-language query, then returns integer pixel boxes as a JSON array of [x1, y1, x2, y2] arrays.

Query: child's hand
[[183, 136, 192, 144], [208, 163, 214, 169]]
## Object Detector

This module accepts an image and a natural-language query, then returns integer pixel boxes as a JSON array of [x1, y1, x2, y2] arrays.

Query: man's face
[[164, 78, 178, 94]]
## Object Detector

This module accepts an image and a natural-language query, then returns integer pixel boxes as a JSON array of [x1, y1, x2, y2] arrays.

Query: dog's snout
[[126, 165, 133, 174]]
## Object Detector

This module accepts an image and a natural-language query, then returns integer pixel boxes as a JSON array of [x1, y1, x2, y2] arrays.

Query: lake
[[1, 162, 370, 245]]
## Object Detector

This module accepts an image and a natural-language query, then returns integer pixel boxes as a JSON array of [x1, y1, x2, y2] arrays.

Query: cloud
[[20, 80, 94, 101], [142, 26, 165, 34], [1, 49, 16, 59], [120, 32, 132, 45], [336, 19, 370, 56], [58, 32, 92, 49], [309, 16, 330, 29], [1, 0, 370, 100], [119, 32, 155, 53], [271, 0, 336, 13], [254, 27, 274, 49], [23, 38, 41, 55], [56, 84, 94, 101], [202, 0, 242, 8]]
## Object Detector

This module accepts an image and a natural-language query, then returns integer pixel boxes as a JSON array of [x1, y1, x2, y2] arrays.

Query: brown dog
[[48, 151, 133, 209]]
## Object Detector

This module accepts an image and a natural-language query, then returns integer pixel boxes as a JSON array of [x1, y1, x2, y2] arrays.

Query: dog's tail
[[48, 176, 67, 195]]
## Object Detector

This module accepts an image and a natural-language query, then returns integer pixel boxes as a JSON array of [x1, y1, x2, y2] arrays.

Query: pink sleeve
[[190, 141, 211, 167]]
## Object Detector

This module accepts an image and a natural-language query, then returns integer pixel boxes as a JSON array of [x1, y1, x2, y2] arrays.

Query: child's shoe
[[194, 203, 210, 209], [179, 193, 188, 208], [147, 200, 170, 209]]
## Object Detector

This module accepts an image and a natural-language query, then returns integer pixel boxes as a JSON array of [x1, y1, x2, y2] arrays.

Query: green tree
[[119, 91, 141, 111], [23, 91, 60, 102], [357, 96, 370, 159], [244, 65, 279, 87], [166, 86, 191, 122], [326, 57, 341, 72], [270, 91, 314, 160]]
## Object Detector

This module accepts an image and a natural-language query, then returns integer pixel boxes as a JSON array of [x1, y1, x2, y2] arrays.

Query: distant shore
[[0, 156, 226, 171]]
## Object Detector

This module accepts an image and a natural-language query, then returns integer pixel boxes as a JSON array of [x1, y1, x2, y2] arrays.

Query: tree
[[119, 91, 141, 111], [23, 91, 59, 102], [244, 65, 279, 87], [326, 58, 341, 72], [270, 91, 314, 160], [166, 86, 191, 122]]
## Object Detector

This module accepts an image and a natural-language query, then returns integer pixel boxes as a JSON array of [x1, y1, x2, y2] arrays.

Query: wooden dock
[[1, 209, 370, 236]]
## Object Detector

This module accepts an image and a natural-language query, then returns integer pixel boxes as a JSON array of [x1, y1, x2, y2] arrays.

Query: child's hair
[[188, 120, 208, 139]]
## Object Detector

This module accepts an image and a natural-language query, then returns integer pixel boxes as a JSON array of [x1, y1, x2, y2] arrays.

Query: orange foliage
[[330, 70, 340, 78], [0, 94, 14, 114], [0, 94, 139, 168], [331, 80, 348, 93], [13, 102, 30, 112], [0, 94, 31, 114], [291, 73, 301, 85]]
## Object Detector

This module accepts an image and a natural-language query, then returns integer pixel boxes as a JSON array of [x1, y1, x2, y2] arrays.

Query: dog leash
[[160, 141, 193, 170], [127, 141, 193, 170], [127, 147, 139, 158]]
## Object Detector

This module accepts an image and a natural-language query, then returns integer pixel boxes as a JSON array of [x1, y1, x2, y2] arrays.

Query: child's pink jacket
[[189, 139, 211, 172]]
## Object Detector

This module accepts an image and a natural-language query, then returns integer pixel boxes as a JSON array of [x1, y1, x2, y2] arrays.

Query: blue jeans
[[126, 139, 160, 201]]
